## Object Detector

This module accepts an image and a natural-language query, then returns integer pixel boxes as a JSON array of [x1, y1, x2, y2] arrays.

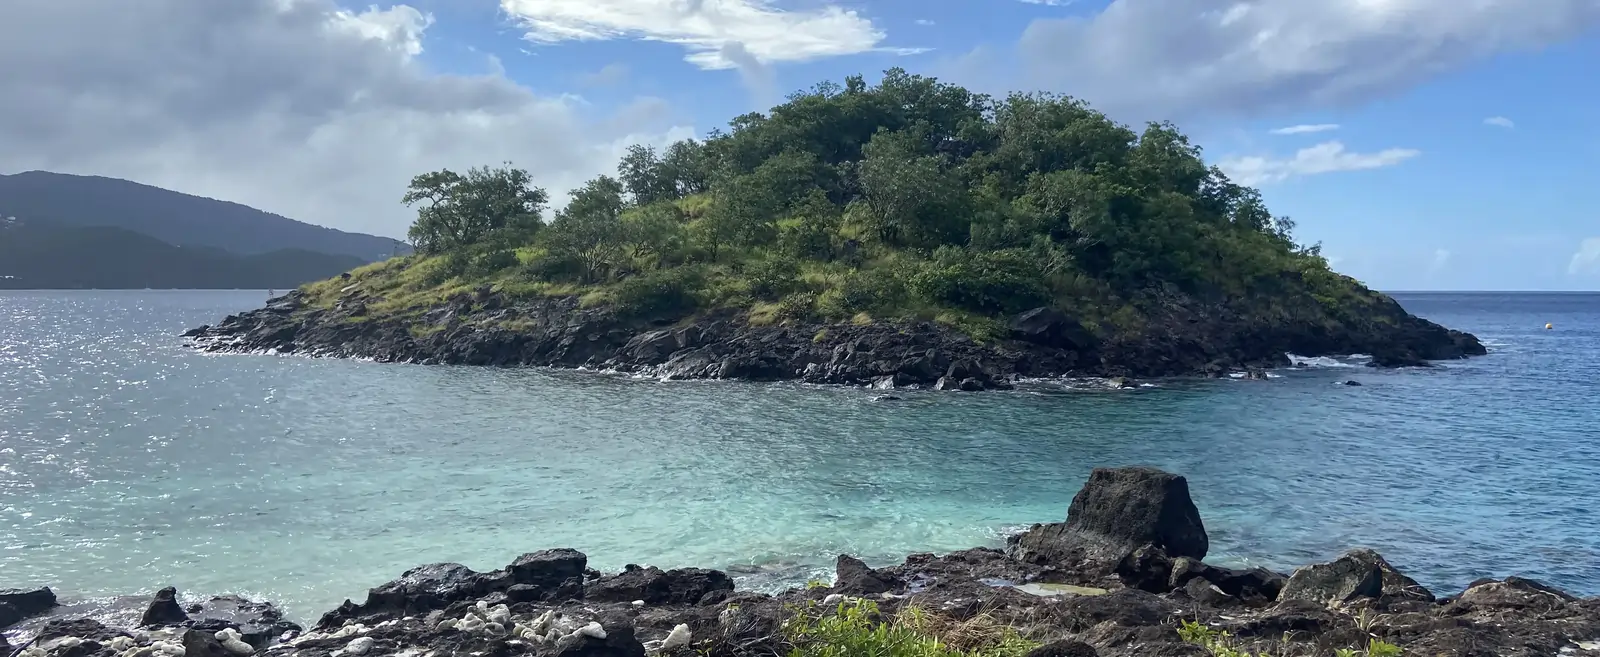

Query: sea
[[1, 290, 1596, 626]]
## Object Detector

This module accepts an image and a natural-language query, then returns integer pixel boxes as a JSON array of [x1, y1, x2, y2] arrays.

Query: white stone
[[631, 600, 645, 607], [221, 637, 255, 655], [111, 637, 138, 651], [121, 647, 156, 657], [344, 636, 375, 656], [660, 624, 691, 651], [45, 637, 83, 651], [577, 622, 607, 640], [822, 594, 844, 605]]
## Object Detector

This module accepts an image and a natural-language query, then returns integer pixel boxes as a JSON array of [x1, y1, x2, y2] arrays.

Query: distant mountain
[[0, 171, 407, 261], [0, 221, 367, 289]]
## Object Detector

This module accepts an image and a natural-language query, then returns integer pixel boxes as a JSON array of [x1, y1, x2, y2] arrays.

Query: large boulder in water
[[140, 586, 189, 626], [1278, 548, 1432, 606], [1010, 467, 1208, 584], [833, 555, 898, 595]]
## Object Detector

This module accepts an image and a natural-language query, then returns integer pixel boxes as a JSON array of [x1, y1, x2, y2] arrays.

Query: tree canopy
[[390, 68, 1337, 334]]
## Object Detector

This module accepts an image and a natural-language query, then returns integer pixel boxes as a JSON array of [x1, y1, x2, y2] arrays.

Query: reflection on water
[[1, 290, 1596, 624]]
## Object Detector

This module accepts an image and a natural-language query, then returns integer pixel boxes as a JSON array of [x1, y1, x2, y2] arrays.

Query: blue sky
[[2, 0, 1597, 290]]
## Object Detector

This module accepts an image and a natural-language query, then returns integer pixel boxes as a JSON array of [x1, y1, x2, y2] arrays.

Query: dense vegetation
[[0, 221, 366, 289], [321, 69, 1359, 338]]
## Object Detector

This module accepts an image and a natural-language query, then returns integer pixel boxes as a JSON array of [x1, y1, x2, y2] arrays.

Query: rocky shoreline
[[7, 467, 1596, 657], [183, 287, 1487, 390]]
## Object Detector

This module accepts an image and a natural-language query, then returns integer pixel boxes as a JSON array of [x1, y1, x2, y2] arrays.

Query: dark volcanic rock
[[1010, 467, 1208, 585], [1, 587, 58, 622], [506, 548, 589, 593], [587, 565, 733, 606], [1278, 548, 1433, 606], [140, 586, 189, 626], [833, 555, 897, 595], [1025, 639, 1099, 657], [184, 283, 1485, 387], [318, 562, 490, 628], [192, 595, 302, 648]]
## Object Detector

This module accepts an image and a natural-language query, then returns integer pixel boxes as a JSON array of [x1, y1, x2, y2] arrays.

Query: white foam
[[1287, 354, 1360, 368]]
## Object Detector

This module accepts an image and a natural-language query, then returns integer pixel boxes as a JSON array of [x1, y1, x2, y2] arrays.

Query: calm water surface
[[1, 290, 1596, 624]]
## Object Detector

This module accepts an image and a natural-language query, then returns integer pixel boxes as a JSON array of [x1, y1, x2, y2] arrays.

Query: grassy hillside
[[294, 69, 1393, 343], [0, 171, 406, 261], [0, 222, 366, 289]]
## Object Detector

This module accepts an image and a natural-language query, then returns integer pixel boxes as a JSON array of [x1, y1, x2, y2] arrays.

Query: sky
[[0, 0, 1597, 291]]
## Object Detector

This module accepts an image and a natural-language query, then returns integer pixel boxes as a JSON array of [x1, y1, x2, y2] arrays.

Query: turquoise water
[[1, 290, 1596, 624]]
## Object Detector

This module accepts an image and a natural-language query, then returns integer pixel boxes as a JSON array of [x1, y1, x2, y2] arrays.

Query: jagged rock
[[1368, 350, 1431, 368], [1452, 577, 1576, 612], [1278, 548, 1432, 606], [141, 586, 190, 626], [588, 566, 733, 606], [508, 548, 589, 590], [833, 555, 897, 595], [1010, 467, 1208, 583], [1, 587, 58, 621], [554, 614, 646, 657], [1009, 308, 1095, 350], [318, 562, 488, 628], [1167, 558, 1285, 603]]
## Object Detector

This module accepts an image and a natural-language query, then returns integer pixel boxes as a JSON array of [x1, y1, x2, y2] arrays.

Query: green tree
[[403, 165, 548, 254], [545, 176, 627, 282], [857, 129, 969, 248]]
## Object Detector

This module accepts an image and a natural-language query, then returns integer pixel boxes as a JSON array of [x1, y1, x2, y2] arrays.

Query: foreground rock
[[12, 467, 1596, 657], [183, 283, 1486, 387]]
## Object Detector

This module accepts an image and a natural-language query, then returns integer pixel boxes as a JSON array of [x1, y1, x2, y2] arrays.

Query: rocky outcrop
[[12, 467, 1596, 657], [1008, 467, 1208, 589], [183, 286, 1487, 388], [2, 587, 58, 629]]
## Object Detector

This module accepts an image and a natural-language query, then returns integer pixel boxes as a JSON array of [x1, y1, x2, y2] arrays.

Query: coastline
[[182, 286, 1487, 389], [8, 468, 1596, 657]]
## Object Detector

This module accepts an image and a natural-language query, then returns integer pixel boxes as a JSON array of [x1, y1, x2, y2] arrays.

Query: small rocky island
[[6, 468, 1596, 657], [184, 70, 1486, 387]]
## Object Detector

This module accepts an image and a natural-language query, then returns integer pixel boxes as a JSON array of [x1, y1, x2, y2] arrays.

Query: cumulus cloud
[[1270, 124, 1340, 135], [1007, 0, 1600, 121], [914, 19, 935, 26], [1484, 116, 1516, 128], [1570, 238, 1600, 275], [1218, 141, 1420, 186], [0, 0, 692, 238], [500, 0, 922, 70]]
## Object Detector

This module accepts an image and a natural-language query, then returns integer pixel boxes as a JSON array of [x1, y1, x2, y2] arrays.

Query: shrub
[[823, 270, 906, 316], [908, 248, 1050, 315], [467, 249, 518, 277], [611, 267, 703, 318], [747, 256, 803, 300], [522, 250, 587, 282]]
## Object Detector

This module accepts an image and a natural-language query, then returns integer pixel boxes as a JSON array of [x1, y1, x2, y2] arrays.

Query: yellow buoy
[[1545, 323, 1553, 330]]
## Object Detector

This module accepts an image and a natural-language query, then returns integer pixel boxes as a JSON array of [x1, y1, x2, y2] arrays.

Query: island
[[185, 69, 1485, 385], [5, 467, 1596, 657]]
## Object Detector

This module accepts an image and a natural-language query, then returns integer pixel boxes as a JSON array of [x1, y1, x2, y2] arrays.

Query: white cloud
[[1218, 141, 1420, 186], [0, 0, 693, 239], [914, 19, 935, 26], [1020, 0, 1077, 4], [1484, 116, 1516, 128], [1570, 238, 1600, 275], [500, 0, 919, 70], [1006, 0, 1600, 121], [1270, 123, 1340, 135]]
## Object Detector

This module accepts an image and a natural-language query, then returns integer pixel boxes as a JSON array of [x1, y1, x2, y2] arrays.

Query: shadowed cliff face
[[184, 274, 1484, 387]]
